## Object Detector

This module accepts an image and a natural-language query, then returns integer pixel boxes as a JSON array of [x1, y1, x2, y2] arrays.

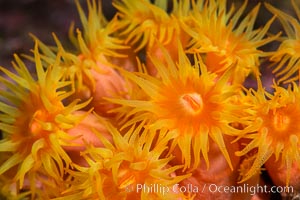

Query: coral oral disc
[[273, 112, 290, 131], [180, 93, 203, 115]]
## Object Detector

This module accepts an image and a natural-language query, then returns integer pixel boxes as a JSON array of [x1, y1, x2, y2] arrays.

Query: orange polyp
[[180, 93, 203, 115], [273, 112, 290, 132]]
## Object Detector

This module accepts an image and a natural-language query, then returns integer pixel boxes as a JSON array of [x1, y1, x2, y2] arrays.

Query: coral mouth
[[180, 93, 203, 115], [272, 112, 290, 132]]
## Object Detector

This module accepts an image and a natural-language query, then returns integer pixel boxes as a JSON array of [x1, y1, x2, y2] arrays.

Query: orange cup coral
[[108, 43, 245, 172], [59, 119, 190, 200], [0, 43, 91, 196], [182, 0, 279, 84], [236, 80, 300, 188], [1, 0, 300, 199]]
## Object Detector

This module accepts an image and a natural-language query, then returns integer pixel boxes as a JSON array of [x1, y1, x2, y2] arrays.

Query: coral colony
[[1, 0, 300, 199]]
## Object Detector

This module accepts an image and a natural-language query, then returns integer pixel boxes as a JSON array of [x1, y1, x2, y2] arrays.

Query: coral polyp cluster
[[1, 0, 300, 199]]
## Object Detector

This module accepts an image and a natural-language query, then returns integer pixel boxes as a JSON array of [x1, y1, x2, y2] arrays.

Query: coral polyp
[[236, 80, 300, 186], [59, 120, 189, 200], [266, 0, 300, 84], [29, 0, 130, 117], [113, 0, 174, 51], [0, 43, 91, 196], [109, 45, 244, 171], [182, 0, 278, 84]]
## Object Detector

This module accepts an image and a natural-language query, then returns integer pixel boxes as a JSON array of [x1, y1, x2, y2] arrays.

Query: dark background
[[0, 0, 117, 68]]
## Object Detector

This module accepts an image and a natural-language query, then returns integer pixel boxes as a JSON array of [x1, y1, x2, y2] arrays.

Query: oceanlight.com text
[[207, 183, 293, 195]]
